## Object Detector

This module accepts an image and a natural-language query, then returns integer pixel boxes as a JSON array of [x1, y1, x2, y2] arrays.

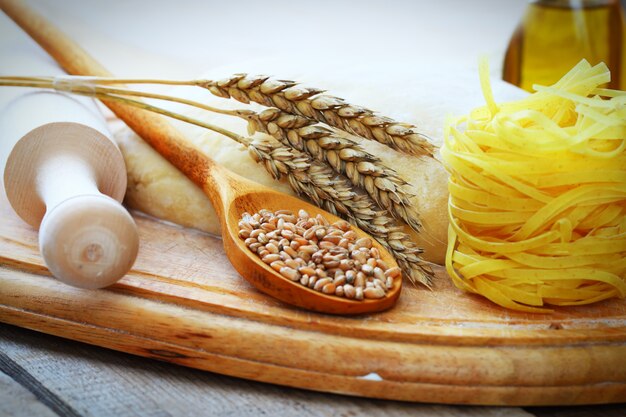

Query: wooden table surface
[[1, 1, 626, 415], [1, 323, 624, 417]]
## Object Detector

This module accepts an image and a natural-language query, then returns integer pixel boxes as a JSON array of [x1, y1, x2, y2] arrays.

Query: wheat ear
[[244, 108, 422, 233], [249, 136, 431, 286], [199, 74, 435, 157]]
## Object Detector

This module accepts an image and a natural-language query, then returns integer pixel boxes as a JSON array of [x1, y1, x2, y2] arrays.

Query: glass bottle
[[503, 0, 626, 91]]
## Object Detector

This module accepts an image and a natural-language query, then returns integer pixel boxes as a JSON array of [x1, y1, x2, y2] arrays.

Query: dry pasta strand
[[442, 59, 626, 312]]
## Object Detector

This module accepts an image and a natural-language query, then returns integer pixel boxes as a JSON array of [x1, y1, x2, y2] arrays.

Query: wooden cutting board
[[0, 186, 625, 406]]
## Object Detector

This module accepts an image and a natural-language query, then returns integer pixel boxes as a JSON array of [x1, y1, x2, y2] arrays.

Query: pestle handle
[[39, 193, 138, 289], [34, 147, 138, 289], [3, 107, 139, 289]]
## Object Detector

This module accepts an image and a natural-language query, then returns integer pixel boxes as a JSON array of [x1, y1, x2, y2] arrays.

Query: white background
[[0, 0, 528, 78]]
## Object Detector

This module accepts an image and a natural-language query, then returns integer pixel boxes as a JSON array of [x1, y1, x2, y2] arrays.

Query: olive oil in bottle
[[503, 0, 626, 91]]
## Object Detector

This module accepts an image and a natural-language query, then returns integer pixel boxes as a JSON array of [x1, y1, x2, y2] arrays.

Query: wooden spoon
[[207, 171, 402, 314], [0, 0, 402, 314]]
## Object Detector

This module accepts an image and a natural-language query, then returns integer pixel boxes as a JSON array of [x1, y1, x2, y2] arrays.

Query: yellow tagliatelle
[[441, 59, 626, 313]]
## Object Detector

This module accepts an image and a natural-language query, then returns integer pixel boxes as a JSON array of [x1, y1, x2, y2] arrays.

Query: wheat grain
[[240, 209, 402, 299], [200, 74, 435, 157]]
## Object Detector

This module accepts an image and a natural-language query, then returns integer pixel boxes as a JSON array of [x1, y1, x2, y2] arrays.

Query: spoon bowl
[[207, 171, 402, 315]]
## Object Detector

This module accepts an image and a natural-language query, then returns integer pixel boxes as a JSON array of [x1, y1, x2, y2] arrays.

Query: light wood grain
[[530, 405, 626, 417], [0, 323, 538, 417], [3, 325, 626, 416], [0, 185, 625, 406], [0, 370, 59, 417]]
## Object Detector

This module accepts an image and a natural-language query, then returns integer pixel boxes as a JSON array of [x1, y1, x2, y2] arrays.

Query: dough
[[113, 59, 525, 264]]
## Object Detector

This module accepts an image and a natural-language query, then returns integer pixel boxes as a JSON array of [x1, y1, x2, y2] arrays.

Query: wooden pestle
[[0, 0, 229, 286], [2, 91, 139, 289]]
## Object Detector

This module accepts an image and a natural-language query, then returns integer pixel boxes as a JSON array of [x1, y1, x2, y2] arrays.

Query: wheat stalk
[[200, 74, 435, 157], [0, 77, 433, 285], [245, 108, 423, 233], [8, 74, 436, 157]]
